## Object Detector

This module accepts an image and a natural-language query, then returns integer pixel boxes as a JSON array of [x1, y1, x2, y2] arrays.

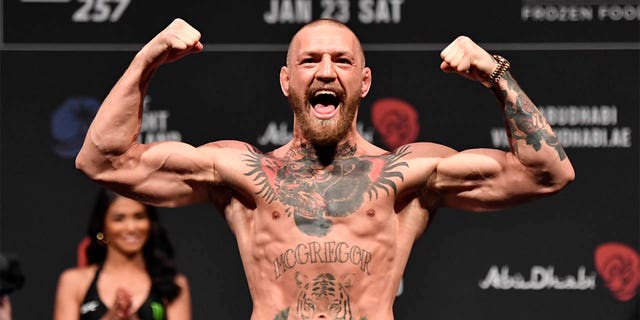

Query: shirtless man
[[75, 18, 575, 320]]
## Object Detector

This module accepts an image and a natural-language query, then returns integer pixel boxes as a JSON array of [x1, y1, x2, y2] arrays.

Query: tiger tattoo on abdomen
[[295, 272, 352, 320]]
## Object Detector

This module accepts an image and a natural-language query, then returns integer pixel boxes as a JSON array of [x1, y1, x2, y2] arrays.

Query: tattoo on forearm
[[496, 73, 566, 160], [243, 144, 410, 237]]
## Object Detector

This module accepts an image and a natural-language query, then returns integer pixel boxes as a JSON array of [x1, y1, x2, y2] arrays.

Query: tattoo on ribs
[[243, 145, 410, 236], [499, 73, 567, 160]]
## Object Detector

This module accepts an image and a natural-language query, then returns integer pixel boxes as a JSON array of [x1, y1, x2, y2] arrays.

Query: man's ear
[[360, 67, 372, 98], [279, 66, 290, 97]]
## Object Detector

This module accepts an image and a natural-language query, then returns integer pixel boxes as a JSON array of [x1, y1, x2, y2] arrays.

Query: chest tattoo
[[243, 145, 411, 236]]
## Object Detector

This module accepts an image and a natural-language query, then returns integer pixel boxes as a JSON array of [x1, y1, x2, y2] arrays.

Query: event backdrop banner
[[1, 1, 639, 319]]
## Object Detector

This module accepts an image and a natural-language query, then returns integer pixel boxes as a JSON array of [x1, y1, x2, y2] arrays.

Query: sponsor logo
[[479, 265, 597, 290], [594, 242, 640, 302], [50, 96, 100, 159], [491, 105, 633, 148], [80, 300, 100, 314], [521, 0, 640, 22], [371, 98, 419, 150]]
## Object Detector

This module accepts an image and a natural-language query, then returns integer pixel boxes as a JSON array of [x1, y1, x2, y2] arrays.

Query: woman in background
[[54, 189, 191, 320]]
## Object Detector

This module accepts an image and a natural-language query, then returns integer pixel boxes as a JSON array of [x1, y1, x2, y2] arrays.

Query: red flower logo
[[371, 98, 419, 150], [594, 242, 640, 302]]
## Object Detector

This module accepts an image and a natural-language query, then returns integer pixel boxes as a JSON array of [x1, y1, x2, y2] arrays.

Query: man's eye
[[337, 58, 352, 65]]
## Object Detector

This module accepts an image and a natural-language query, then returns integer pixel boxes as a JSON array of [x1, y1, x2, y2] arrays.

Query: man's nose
[[315, 54, 337, 82]]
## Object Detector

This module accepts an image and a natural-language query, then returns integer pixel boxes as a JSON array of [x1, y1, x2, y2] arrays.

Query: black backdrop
[[1, 1, 639, 319]]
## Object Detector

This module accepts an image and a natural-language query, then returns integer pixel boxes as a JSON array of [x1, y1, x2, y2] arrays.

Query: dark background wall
[[1, 0, 639, 319]]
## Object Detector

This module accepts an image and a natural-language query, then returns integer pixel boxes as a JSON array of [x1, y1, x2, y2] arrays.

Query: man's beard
[[289, 89, 359, 146]]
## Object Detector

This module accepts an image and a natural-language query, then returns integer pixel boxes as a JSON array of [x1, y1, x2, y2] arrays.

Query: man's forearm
[[493, 72, 567, 165], [76, 54, 156, 174]]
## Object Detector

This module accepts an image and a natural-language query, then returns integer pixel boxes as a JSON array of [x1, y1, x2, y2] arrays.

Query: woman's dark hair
[[85, 188, 181, 302]]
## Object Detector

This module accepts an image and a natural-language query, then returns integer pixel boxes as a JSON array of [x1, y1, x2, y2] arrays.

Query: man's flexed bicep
[[75, 18, 209, 206], [434, 35, 575, 212], [430, 148, 571, 211]]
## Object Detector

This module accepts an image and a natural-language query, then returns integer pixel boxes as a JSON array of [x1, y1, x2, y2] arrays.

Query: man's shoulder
[[199, 140, 258, 151], [394, 142, 457, 159], [357, 141, 457, 159], [198, 140, 275, 161]]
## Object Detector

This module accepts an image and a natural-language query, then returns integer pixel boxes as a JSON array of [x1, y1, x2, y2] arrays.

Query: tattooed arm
[[430, 36, 575, 211]]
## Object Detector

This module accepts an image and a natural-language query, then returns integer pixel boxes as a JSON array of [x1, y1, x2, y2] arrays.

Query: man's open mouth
[[309, 90, 342, 119]]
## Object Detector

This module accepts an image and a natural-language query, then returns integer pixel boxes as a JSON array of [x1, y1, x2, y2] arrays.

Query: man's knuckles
[[159, 32, 197, 51]]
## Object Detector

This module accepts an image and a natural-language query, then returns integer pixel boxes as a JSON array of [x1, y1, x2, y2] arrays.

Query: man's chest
[[240, 147, 412, 236]]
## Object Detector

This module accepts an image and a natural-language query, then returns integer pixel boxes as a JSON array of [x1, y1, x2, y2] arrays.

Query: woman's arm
[[166, 274, 191, 320], [53, 269, 84, 320]]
